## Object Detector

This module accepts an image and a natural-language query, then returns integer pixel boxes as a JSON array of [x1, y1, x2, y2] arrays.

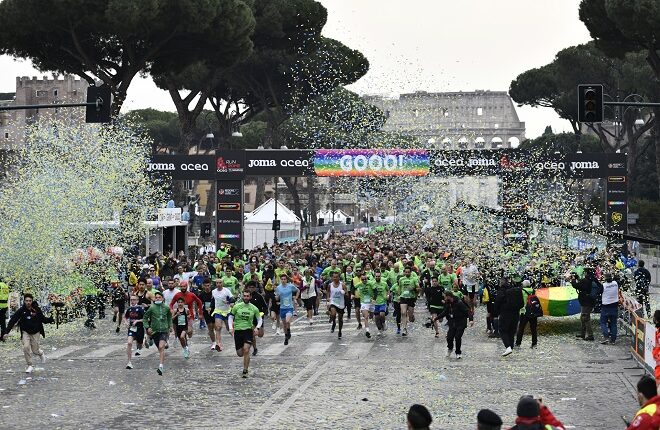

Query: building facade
[[364, 90, 526, 208], [0, 75, 88, 150]]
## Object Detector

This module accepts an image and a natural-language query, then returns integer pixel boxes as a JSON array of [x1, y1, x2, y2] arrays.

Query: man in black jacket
[[496, 278, 523, 357], [572, 269, 597, 341], [1, 293, 53, 373], [442, 290, 473, 359], [634, 261, 652, 318]]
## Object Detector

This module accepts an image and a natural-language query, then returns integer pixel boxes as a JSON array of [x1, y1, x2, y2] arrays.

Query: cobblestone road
[[0, 305, 643, 429]]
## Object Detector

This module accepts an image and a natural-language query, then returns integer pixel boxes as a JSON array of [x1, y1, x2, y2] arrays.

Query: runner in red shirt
[[170, 281, 204, 340]]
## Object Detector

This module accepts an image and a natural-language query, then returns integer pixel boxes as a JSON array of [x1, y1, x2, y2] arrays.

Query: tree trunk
[[308, 177, 318, 227], [655, 107, 660, 200], [254, 177, 266, 208], [283, 177, 303, 223]]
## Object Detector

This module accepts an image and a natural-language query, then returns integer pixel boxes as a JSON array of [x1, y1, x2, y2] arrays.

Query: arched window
[[508, 137, 520, 148], [491, 137, 503, 149], [474, 137, 485, 149], [458, 136, 468, 149]]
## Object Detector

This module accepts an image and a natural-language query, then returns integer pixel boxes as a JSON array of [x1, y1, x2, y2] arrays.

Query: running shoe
[[25, 365, 34, 374], [455, 354, 462, 359], [338, 331, 342, 339], [112, 314, 117, 323], [357, 323, 362, 330], [396, 328, 401, 335], [331, 320, 336, 333], [284, 338, 289, 346], [126, 362, 133, 369], [216, 343, 223, 352], [115, 326, 120, 334], [157, 365, 164, 375], [365, 331, 371, 339], [252, 348, 258, 356], [445, 349, 452, 358], [402, 328, 408, 337], [502, 347, 513, 357], [210, 342, 216, 350], [135, 349, 141, 356], [183, 347, 190, 359], [242, 369, 249, 378]]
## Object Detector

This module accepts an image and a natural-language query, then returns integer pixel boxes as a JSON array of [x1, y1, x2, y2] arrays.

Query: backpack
[[481, 287, 490, 304], [525, 291, 543, 318]]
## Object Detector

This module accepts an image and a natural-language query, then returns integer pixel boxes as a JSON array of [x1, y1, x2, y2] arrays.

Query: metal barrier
[[620, 292, 655, 374]]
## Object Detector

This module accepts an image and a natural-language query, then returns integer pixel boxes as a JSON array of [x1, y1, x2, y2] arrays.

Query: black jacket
[[250, 292, 269, 315], [496, 285, 523, 317], [573, 277, 599, 307], [4, 302, 53, 337], [442, 297, 471, 325]]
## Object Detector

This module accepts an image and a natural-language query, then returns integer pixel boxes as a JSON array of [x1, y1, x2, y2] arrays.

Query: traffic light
[[578, 84, 603, 123], [86, 84, 112, 123], [272, 220, 281, 231]]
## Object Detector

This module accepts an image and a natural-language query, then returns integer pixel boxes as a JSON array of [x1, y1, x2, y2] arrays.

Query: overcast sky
[[0, 0, 591, 138]]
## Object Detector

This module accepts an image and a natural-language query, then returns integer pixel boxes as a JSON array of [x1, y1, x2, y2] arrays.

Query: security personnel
[[0, 279, 9, 336]]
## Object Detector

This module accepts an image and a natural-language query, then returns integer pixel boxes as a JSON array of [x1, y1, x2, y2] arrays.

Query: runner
[[196, 278, 217, 350], [172, 298, 191, 359], [124, 294, 144, 369], [299, 268, 317, 325], [356, 272, 374, 338], [275, 273, 299, 345], [229, 290, 263, 378], [211, 278, 234, 352], [424, 275, 445, 338], [372, 270, 389, 336], [246, 281, 268, 356], [110, 280, 127, 334], [142, 291, 172, 375], [327, 271, 347, 339], [461, 259, 480, 314], [342, 264, 355, 320], [169, 280, 204, 346], [221, 267, 240, 296], [162, 278, 180, 308], [398, 266, 420, 336]]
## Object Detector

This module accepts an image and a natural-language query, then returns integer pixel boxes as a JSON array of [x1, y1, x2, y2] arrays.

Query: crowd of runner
[[0, 226, 656, 429]]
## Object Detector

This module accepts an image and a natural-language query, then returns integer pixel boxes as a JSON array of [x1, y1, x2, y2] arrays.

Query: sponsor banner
[[644, 321, 656, 371], [216, 150, 246, 179], [314, 149, 430, 177], [147, 155, 216, 180], [245, 149, 314, 177], [157, 208, 182, 227], [606, 173, 628, 245], [216, 180, 243, 250], [563, 152, 626, 178], [430, 150, 505, 176]]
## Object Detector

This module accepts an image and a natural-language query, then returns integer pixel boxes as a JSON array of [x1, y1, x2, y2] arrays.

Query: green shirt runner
[[230, 301, 261, 331]]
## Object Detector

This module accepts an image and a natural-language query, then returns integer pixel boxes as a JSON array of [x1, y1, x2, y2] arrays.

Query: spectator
[[634, 261, 652, 318], [572, 269, 599, 341], [509, 396, 565, 430], [407, 404, 432, 430], [653, 310, 660, 386], [626, 375, 660, 430], [599, 273, 619, 345], [477, 409, 502, 430]]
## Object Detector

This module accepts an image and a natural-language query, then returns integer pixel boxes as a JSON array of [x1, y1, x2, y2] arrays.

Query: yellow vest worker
[[0, 282, 9, 309]]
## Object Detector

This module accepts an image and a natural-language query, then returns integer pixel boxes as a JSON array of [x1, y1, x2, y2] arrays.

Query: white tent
[[244, 198, 301, 249], [317, 209, 351, 225]]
